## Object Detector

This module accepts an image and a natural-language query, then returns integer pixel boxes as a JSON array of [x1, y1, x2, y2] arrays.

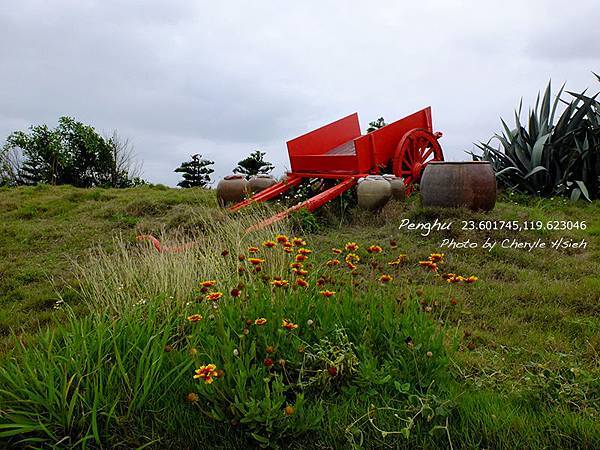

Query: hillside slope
[[0, 185, 599, 447], [0, 184, 215, 341]]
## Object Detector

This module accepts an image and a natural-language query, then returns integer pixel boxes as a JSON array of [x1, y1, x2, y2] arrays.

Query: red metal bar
[[246, 177, 358, 232], [228, 174, 303, 212], [281, 172, 369, 179]]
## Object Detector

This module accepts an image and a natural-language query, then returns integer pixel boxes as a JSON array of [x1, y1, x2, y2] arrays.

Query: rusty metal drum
[[216, 174, 249, 207], [357, 175, 392, 210], [249, 174, 277, 193], [420, 161, 496, 211], [383, 174, 406, 201]]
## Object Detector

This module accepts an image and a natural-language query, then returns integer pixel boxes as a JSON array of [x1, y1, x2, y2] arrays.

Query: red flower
[[194, 364, 219, 384], [187, 314, 203, 322], [379, 274, 393, 283], [263, 358, 274, 367], [282, 319, 299, 330], [296, 278, 309, 287], [418, 260, 438, 272]]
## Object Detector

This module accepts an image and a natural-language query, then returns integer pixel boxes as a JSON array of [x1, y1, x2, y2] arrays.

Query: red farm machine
[[230, 107, 444, 230]]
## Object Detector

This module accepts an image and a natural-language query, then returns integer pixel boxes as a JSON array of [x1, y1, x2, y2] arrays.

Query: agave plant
[[469, 75, 600, 201]]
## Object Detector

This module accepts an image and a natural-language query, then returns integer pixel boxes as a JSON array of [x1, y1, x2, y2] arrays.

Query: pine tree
[[233, 150, 274, 179], [174, 154, 214, 188], [367, 117, 387, 133]]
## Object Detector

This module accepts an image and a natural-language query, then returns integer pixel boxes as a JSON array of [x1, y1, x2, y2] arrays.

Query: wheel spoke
[[404, 144, 414, 163], [422, 147, 433, 160]]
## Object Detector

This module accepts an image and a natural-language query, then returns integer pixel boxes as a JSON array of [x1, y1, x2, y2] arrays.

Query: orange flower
[[346, 261, 357, 271], [441, 273, 455, 280], [388, 255, 407, 266], [292, 268, 308, 276], [465, 276, 478, 284], [428, 253, 444, 263], [255, 318, 267, 326], [332, 248, 342, 254], [292, 237, 306, 246], [345, 253, 360, 263], [345, 242, 359, 251], [282, 241, 293, 248], [290, 262, 303, 269], [276, 234, 289, 244], [418, 260, 438, 272], [199, 280, 217, 287], [230, 288, 241, 297], [248, 257, 264, 265], [187, 313, 203, 322], [206, 292, 224, 301], [194, 364, 218, 384], [270, 279, 289, 288], [282, 319, 299, 330], [379, 274, 393, 283], [446, 274, 467, 283], [295, 254, 307, 262], [327, 259, 341, 267], [248, 246, 260, 254], [296, 278, 309, 287], [297, 248, 312, 256], [263, 241, 276, 248], [284, 247, 293, 253], [320, 290, 336, 298], [186, 392, 199, 402], [367, 245, 383, 254]]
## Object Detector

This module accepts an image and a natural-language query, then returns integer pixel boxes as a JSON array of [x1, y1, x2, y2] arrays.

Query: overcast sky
[[1, 0, 599, 186]]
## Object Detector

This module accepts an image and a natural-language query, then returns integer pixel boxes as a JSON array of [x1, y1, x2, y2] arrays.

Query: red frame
[[287, 107, 434, 174]]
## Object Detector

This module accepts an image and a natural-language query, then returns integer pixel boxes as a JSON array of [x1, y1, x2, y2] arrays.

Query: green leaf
[[524, 166, 548, 179], [574, 181, 591, 202], [531, 133, 550, 167], [570, 187, 581, 202]]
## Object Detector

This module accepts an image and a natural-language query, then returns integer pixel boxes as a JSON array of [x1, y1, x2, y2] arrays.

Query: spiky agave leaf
[[469, 78, 600, 200]]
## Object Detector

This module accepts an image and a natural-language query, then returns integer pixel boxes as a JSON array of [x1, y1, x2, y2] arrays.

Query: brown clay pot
[[249, 174, 277, 193], [383, 174, 406, 201], [216, 174, 249, 207], [357, 175, 392, 210], [420, 161, 496, 211]]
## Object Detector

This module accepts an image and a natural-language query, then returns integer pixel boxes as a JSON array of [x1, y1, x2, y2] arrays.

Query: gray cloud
[[1, 0, 599, 185]]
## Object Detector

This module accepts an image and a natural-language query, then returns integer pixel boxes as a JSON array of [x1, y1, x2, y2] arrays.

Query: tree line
[[0, 117, 276, 189], [1, 117, 144, 188], [1, 116, 389, 189]]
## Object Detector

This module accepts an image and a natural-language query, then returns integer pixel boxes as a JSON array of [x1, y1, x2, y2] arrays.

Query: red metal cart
[[230, 107, 443, 230]]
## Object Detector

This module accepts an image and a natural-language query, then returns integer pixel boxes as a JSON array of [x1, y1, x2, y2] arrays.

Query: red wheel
[[392, 128, 443, 195]]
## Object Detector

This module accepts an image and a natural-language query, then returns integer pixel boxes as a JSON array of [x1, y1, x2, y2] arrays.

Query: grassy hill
[[0, 184, 599, 448], [0, 184, 215, 343]]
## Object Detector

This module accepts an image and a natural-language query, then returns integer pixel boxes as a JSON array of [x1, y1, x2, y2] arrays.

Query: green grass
[[0, 184, 215, 346], [0, 185, 599, 448]]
